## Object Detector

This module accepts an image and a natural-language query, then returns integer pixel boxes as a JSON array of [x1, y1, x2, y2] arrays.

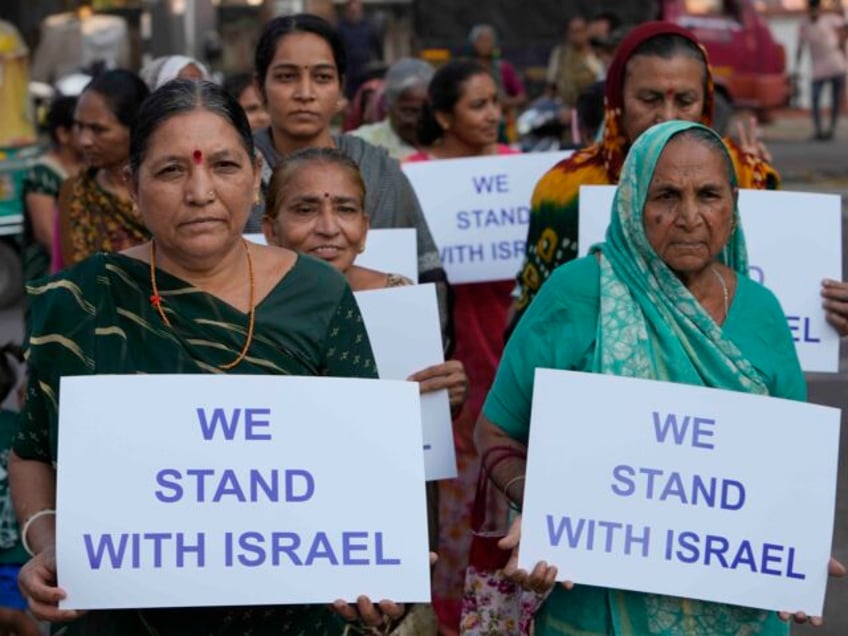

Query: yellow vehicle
[[0, 20, 39, 307]]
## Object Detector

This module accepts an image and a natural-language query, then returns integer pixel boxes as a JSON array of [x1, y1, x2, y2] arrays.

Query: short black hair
[[46, 96, 77, 145], [83, 69, 150, 129], [129, 79, 253, 175], [254, 14, 346, 89], [223, 72, 255, 102], [418, 59, 491, 146]]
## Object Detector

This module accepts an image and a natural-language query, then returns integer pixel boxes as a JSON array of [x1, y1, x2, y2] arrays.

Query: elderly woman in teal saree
[[475, 120, 840, 634]]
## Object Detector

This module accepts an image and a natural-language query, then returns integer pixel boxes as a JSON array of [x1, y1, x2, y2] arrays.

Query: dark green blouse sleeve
[[15, 258, 102, 463], [322, 285, 378, 379]]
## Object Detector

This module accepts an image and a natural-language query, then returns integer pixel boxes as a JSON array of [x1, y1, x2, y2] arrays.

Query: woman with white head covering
[[139, 55, 210, 91], [350, 57, 433, 160]]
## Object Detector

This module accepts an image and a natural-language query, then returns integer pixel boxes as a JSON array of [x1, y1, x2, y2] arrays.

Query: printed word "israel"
[[664, 530, 806, 580]]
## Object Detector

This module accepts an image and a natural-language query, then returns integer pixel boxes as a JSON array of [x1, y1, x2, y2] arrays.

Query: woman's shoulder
[[284, 253, 351, 296], [531, 144, 610, 208], [734, 273, 785, 318], [528, 255, 600, 318], [336, 133, 394, 166], [547, 254, 600, 295], [721, 137, 780, 190]]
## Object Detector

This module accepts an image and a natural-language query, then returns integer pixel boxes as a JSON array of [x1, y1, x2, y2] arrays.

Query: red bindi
[[323, 192, 330, 198], [665, 88, 674, 99], [193, 150, 203, 165]]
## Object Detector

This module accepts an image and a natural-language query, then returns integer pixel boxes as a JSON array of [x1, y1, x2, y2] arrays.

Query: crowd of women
[[8, 10, 848, 636]]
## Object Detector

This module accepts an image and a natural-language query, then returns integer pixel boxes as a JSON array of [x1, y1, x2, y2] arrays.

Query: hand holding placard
[[19, 546, 84, 623], [520, 370, 839, 616], [57, 375, 431, 610]]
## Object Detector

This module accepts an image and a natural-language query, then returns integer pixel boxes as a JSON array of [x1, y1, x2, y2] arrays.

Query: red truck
[[413, 0, 790, 121], [662, 0, 790, 118]]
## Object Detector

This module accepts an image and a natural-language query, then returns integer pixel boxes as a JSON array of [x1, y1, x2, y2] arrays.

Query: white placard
[[245, 228, 418, 283], [403, 152, 571, 284], [354, 284, 456, 481], [57, 375, 430, 609], [520, 369, 839, 615], [578, 186, 843, 373]]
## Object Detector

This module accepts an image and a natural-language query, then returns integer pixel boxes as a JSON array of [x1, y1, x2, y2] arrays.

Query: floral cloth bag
[[460, 446, 548, 635]]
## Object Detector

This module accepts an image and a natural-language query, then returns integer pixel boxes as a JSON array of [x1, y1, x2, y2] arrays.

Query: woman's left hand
[[408, 360, 469, 410], [331, 595, 405, 631], [736, 115, 773, 163], [776, 557, 846, 626]]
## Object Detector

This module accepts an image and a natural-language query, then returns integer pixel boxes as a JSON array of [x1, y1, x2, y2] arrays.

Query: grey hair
[[671, 126, 737, 187], [468, 23, 497, 46], [384, 58, 434, 107]]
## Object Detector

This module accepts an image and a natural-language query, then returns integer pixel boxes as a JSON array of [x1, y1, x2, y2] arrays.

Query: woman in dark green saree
[[9, 79, 407, 635]]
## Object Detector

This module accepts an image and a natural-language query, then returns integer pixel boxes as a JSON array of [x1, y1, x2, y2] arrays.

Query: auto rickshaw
[[0, 20, 40, 307]]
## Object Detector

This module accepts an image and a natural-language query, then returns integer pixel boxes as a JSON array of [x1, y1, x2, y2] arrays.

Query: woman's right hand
[[498, 515, 572, 593], [407, 360, 469, 410], [18, 546, 84, 623]]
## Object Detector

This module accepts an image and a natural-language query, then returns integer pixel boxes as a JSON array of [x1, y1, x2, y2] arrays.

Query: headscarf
[[593, 120, 768, 395], [599, 21, 714, 182], [140, 55, 210, 91], [511, 21, 778, 325]]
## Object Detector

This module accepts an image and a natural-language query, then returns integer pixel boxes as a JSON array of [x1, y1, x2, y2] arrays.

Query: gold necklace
[[149, 238, 256, 370], [710, 264, 729, 323]]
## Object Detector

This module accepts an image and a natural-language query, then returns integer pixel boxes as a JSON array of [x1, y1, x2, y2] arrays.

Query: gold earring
[[254, 191, 261, 205]]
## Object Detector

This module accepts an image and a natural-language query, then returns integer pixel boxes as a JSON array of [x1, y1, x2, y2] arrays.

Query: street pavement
[[0, 112, 847, 630]]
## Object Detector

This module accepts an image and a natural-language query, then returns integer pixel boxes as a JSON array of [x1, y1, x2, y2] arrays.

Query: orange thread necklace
[[149, 238, 256, 370]]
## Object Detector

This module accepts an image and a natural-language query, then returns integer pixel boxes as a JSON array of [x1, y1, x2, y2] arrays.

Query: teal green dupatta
[[566, 121, 785, 633], [593, 120, 768, 395]]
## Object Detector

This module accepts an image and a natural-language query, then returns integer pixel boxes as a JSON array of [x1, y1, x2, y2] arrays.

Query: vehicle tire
[[712, 91, 733, 136], [0, 241, 24, 309]]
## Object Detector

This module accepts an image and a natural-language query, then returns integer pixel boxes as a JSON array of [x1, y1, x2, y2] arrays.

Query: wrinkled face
[[238, 83, 271, 131], [261, 32, 341, 143], [74, 90, 130, 169], [263, 162, 368, 273], [388, 84, 428, 146], [621, 54, 706, 143], [131, 109, 259, 261], [438, 72, 501, 150], [567, 17, 589, 48], [643, 134, 735, 276], [473, 30, 496, 57]]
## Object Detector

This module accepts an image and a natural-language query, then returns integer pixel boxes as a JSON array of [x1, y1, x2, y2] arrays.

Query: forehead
[[283, 161, 362, 195], [271, 32, 336, 67], [624, 54, 705, 91], [459, 72, 497, 97], [76, 90, 115, 121], [144, 109, 246, 155], [396, 84, 428, 103], [651, 135, 729, 182]]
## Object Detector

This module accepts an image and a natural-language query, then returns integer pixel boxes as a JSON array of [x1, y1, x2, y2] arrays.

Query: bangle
[[21, 508, 55, 557], [503, 475, 525, 502]]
